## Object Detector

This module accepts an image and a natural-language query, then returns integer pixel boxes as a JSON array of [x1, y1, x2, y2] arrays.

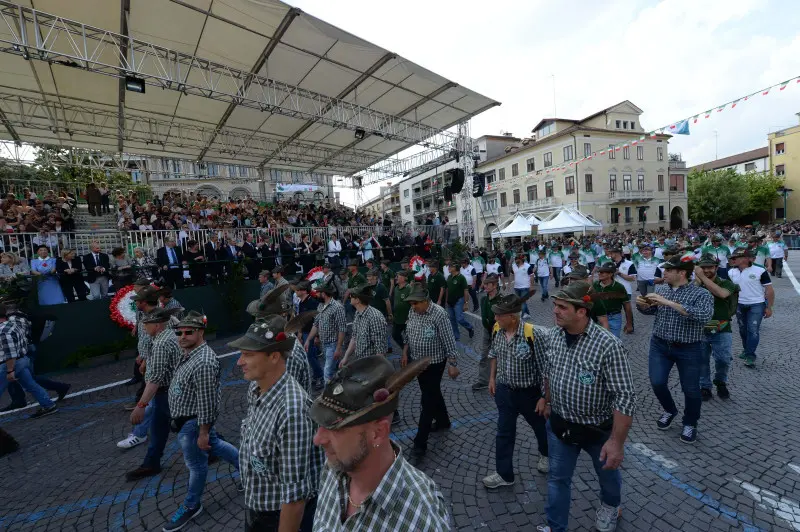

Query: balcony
[[510, 197, 555, 211], [608, 189, 654, 202], [669, 189, 687, 199]]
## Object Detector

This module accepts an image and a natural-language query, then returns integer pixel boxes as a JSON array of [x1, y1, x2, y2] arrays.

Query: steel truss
[[0, 91, 381, 172], [0, 1, 459, 160], [457, 122, 475, 245]]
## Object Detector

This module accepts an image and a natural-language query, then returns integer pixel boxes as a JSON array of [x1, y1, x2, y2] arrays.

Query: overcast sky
[[286, 0, 800, 207]]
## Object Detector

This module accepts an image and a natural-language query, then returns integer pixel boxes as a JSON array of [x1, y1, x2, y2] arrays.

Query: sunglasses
[[174, 330, 196, 337]]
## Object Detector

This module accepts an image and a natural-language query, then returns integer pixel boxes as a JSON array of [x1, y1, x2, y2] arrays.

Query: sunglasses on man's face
[[174, 330, 196, 337]]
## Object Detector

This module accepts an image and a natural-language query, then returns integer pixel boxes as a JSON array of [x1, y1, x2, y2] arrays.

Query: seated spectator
[[110, 247, 134, 291], [132, 247, 157, 281], [0, 252, 29, 279]]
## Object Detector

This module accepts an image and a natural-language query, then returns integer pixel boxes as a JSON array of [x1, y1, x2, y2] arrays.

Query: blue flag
[[667, 120, 690, 135]]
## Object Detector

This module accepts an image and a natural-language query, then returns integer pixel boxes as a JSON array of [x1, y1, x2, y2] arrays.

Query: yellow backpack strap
[[523, 322, 535, 351], [492, 322, 500, 339]]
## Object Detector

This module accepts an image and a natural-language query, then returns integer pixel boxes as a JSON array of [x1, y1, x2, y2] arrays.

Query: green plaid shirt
[[313, 441, 450, 531], [287, 339, 312, 394], [168, 342, 221, 425], [488, 322, 546, 389], [144, 327, 182, 387], [403, 302, 458, 365], [351, 306, 386, 360]]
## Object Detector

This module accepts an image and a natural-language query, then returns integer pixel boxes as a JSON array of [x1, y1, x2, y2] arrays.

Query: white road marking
[[0, 349, 242, 417], [789, 463, 800, 475], [731, 477, 800, 530], [629, 442, 679, 470], [784, 261, 800, 297]]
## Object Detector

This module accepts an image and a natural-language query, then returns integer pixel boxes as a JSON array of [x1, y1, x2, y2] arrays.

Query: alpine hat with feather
[[246, 283, 291, 318], [227, 315, 295, 353]]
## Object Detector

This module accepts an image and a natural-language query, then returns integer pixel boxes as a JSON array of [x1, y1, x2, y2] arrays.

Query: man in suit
[[203, 234, 222, 283], [156, 237, 185, 289], [279, 233, 296, 276], [221, 237, 243, 276], [240, 232, 259, 279], [83, 241, 111, 299]]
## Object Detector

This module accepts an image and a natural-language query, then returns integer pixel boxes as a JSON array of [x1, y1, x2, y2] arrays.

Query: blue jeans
[[322, 342, 339, 382], [132, 400, 155, 439], [7, 347, 69, 406], [494, 383, 548, 482], [545, 420, 621, 532], [552, 267, 562, 287], [301, 332, 323, 381], [538, 276, 550, 298], [446, 298, 473, 341], [177, 419, 239, 509], [140, 390, 171, 469], [699, 332, 732, 389], [606, 312, 622, 338], [0, 357, 55, 408], [648, 336, 703, 427], [514, 288, 530, 316], [736, 302, 765, 359]]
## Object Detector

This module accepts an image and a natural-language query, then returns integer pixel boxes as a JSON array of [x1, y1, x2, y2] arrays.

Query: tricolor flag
[[649, 131, 657, 138], [780, 81, 789, 91], [731, 99, 740, 108], [762, 89, 770, 96], [599, 150, 606, 155], [668, 120, 690, 135], [692, 115, 700, 124], [717, 105, 725, 112]]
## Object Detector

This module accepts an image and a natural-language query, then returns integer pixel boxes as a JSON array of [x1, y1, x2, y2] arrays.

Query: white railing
[[608, 189, 655, 201]]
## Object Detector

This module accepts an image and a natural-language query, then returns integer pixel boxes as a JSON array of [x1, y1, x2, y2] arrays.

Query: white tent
[[491, 213, 537, 238], [527, 214, 542, 225], [537, 208, 603, 235]]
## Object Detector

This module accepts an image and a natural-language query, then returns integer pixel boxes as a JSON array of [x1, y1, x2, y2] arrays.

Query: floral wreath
[[305, 266, 325, 296], [409, 255, 429, 280], [110, 284, 137, 330]]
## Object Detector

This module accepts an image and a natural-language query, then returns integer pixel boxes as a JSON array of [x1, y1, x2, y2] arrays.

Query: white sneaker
[[595, 503, 620, 532], [482, 472, 514, 489], [536, 527, 551, 532], [117, 434, 147, 449], [537, 455, 549, 474]]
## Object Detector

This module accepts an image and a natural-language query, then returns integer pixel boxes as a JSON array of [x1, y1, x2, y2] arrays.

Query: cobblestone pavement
[[2, 254, 800, 531]]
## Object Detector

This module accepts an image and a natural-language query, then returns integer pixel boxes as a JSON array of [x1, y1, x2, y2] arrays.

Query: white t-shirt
[[460, 266, 475, 286], [768, 241, 786, 259], [486, 262, 501, 275], [512, 262, 532, 289], [535, 258, 550, 277], [614, 259, 635, 295], [729, 265, 771, 305]]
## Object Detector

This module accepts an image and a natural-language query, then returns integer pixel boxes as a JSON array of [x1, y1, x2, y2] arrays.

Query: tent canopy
[[537, 208, 603, 235], [0, 0, 499, 177], [491, 213, 536, 238]]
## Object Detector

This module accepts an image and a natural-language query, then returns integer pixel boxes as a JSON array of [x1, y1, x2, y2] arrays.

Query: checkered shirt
[[287, 339, 312, 394], [168, 342, 221, 425], [239, 374, 324, 512], [351, 305, 386, 361], [8, 313, 31, 345], [403, 302, 458, 365], [488, 322, 545, 389], [160, 297, 185, 319], [136, 311, 153, 360], [144, 327, 183, 388], [313, 441, 450, 532], [638, 283, 714, 343], [315, 299, 347, 345], [275, 277, 291, 312], [540, 321, 637, 425], [0, 319, 25, 363]]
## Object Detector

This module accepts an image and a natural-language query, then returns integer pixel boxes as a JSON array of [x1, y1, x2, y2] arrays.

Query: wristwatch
[[448, 357, 458, 367]]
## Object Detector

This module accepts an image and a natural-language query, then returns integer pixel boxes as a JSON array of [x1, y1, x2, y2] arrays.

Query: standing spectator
[[240, 233, 259, 279], [203, 234, 223, 283], [99, 182, 110, 214], [326, 232, 342, 269], [183, 241, 205, 286], [86, 183, 102, 216], [110, 247, 134, 292], [57, 249, 86, 303], [30, 245, 64, 306], [728, 248, 774, 368], [83, 241, 111, 299], [156, 237, 185, 289], [279, 233, 297, 275]]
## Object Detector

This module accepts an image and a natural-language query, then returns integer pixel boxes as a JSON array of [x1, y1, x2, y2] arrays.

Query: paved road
[[2, 255, 800, 531]]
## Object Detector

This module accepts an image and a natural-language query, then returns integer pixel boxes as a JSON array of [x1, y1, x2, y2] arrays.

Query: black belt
[[606, 311, 621, 316], [170, 415, 197, 433]]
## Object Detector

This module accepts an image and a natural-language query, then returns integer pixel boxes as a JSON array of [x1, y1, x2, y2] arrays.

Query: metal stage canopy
[[0, 0, 499, 185]]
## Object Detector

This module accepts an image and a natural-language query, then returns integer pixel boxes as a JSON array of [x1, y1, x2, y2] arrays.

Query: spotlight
[[125, 75, 146, 94], [354, 128, 366, 140]]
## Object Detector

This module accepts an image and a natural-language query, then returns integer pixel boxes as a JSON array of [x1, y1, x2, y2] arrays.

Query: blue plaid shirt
[[638, 283, 713, 343]]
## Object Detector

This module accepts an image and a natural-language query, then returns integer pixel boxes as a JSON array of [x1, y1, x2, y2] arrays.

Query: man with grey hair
[[156, 236, 186, 289], [83, 241, 110, 299]]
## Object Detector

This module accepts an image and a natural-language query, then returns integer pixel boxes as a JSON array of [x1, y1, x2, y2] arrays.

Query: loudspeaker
[[446, 168, 465, 193], [443, 186, 452, 202], [472, 173, 485, 197]]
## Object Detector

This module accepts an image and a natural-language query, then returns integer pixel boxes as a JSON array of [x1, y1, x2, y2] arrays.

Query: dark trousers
[[101, 194, 110, 213], [88, 201, 101, 216], [7, 350, 69, 407], [244, 497, 316, 532], [552, 267, 562, 287], [468, 286, 479, 310], [163, 268, 185, 289], [391, 323, 406, 350], [648, 336, 703, 427], [60, 278, 87, 302], [301, 332, 323, 381], [495, 383, 548, 481], [772, 257, 783, 277], [413, 360, 449, 451], [141, 390, 171, 469]]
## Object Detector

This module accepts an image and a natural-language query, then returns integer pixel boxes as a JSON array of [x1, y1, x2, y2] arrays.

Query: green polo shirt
[[380, 268, 394, 290], [393, 284, 411, 325], [369, 282, 390, 317], [446, 273, 468, 306], [427, 271, 446, 303], [347, 271, 366, 289], [706, 277, 738, 333], [591, 280, 628, 316], [480, 292, 501, 331]]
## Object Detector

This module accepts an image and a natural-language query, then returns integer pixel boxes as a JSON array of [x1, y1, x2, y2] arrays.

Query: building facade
[[688, 147, 770, 175], [472, 101, 687, 243], [768, 114, 800, 221]]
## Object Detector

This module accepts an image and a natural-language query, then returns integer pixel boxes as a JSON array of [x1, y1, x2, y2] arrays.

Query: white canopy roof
[[526, 214, 542, 225], [537, 208, 603, 235], [0, 0, 499, 177], [491, 213, 536, 238]]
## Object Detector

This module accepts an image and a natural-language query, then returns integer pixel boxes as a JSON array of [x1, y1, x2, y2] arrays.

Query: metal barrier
[[783, 234, 800, 250]]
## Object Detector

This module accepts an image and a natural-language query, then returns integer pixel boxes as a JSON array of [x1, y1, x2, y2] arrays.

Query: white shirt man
[[511, 260, 533, 290], [768, 238, 786, 260], [327, 236, 342, 259], [728, 261, 771, 306]]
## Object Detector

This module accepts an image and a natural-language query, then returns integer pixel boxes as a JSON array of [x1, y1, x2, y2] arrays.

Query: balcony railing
[[608, 189, 654, 202], [669, 189, 687, 198]]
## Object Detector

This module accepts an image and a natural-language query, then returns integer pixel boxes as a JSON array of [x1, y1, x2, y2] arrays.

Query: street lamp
[[778, 186, 793, 222]]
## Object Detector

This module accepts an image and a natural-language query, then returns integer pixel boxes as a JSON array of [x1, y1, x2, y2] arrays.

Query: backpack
[[492, 321, 535, 352]]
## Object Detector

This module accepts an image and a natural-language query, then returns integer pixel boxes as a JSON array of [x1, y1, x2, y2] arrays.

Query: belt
[[654, 336, 700, 346], [606, 311, 621, 316]]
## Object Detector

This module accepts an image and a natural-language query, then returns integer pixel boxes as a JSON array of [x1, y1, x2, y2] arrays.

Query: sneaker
[[680, 425, 697, 444], [431, 421, 451, 432], [743, 355, 756, 368], [391, 415, 401, 426], [595, 504, 621, 532], [536, 526, 552, 532], [537, 455, 549, 474], [233, 478, 244, 493], [701, 388, 713, 401], [468, 328, 474, 339], [163, 504, 203, 532], [117, 434, 148, 449], [737, 350, 747, 360], [125, 465, 161, 482], [56, 384, 71, 402], [471, 382, 488, 391], [29, 405, 58, 419], [714, 381, 730, 400], [656, 411, 676, 430], [522, 313, 531, 320], [483, 472, 514, 489]]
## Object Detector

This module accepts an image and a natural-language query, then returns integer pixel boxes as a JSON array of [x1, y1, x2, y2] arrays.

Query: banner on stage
[[276, 183, 321, 193]]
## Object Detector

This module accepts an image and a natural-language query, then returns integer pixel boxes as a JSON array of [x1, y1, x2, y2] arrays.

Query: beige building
[[768, 114, 800, 221], [472, 101, 687, 242]]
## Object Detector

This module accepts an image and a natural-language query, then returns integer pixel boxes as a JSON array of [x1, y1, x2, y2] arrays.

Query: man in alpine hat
[[294, 280, 322, 389], [472, 272, 502, 391], [592, 263, 631, 338], [727, 247, 774, 368], [636, 253, 713, 444], [536, 281, 636, 532], [304, 278, 347, 384], [341, 284, 386, 365], [694, 253, 738, 401], [228, 317, 324, 532], [310, 355, 450, 531], [163, 311, 240, 532], [482, 292, 549, 490]]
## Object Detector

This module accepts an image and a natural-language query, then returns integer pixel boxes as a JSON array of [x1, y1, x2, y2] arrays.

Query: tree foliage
[[688, 168, 784, 224]]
